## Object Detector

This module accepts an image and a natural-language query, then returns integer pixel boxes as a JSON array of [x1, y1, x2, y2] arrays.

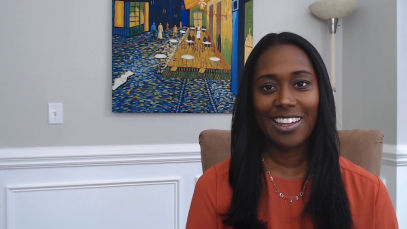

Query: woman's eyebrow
[[256, 74, 276, 82], [292, 70, 312, 75], [256, 70, 312, 81]]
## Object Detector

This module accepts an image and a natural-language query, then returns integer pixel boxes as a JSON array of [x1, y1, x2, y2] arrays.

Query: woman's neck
[[262, 142, 308, 180]]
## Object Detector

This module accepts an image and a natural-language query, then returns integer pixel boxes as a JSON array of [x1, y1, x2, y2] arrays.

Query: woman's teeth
[[274, 118, 301, 124]]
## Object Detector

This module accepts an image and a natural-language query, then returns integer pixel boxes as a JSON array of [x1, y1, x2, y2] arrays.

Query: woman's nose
[[275, 87, 296, 108]]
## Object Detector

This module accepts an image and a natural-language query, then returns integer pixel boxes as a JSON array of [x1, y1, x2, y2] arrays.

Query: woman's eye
[[261, 84, 275, 91], [294, 81, 309, 88]]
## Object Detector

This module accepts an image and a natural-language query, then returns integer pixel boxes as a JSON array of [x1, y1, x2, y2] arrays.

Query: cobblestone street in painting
[[112, 28, 235, 113]]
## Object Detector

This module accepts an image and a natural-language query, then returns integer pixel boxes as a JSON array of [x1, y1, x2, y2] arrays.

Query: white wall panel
[[397, 166, 407, 228], [0, 144, 203, 229], [7, 180, 178, 229], [381, 144, 407, 228]]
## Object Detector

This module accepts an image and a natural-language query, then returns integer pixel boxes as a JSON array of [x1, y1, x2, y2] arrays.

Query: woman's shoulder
[[194, 157, 233, 213], [198, 157, 231, 184], [339, 156, 380, 185], [195, 157, 232, 201], [339, 158, 398, 227], [213, 157, 231, 175], [339, 156, 382, 198]]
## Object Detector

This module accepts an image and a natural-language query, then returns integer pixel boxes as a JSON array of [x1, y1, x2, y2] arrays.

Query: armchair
[[199, 129, 383, 176]]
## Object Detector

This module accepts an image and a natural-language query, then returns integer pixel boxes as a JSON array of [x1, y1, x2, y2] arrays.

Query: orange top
[[186, 157, 398, 229]]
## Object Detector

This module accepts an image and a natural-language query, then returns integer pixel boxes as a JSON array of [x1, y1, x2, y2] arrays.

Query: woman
[[186, 32, 398, 228]]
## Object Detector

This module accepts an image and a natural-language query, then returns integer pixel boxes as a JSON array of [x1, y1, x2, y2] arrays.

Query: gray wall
[[0, 0, 334, 148], [397, 0, 407, 145], [342, 0, 397, 145], [0, 0, 232, 148]]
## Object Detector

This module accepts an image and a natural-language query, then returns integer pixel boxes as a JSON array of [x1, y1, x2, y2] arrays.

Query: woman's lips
[[270, 118, 302, 132]]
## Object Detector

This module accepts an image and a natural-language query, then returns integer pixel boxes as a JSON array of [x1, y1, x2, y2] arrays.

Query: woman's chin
[[264, 133, 308, 151]]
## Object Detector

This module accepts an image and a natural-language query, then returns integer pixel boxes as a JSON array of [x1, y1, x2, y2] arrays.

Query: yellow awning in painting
[[184, 0, 209, 10]]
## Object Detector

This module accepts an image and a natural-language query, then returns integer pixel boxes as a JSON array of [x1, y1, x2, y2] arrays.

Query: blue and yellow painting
[[112, 0, 253, 113]]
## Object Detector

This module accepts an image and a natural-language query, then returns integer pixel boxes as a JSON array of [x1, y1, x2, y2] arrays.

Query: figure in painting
[[208, 36, 211, 42], [151, 22, 157, 40], [173, 25, 178, 38], [180, 21, 183, 29], [203, 36, 207, 42], [166, 22, 170, 31], [158, 23, 163, 39], [217, 34, 221, 52], [197, 25, 201, 40], [188, 34, 192, 41], [244, 28, 253, 63]]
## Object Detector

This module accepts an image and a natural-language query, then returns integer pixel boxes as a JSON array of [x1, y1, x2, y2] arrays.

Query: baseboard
[[382, 144, 407, 166], [0, 144, 201, 170]]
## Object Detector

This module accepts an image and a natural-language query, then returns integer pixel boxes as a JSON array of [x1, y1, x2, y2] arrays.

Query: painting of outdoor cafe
[[112, 0, 253, 113]]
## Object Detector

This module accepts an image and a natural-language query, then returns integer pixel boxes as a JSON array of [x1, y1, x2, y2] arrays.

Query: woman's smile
[[270, 116, 303, 132]]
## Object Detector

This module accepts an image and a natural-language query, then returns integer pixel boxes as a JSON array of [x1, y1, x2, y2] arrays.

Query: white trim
[[6, 179, 180, 229], [0, 144, 201, 170], [382, 144, 407, 166], [3, 143, 407, 168], [194, 175, 202, 185]]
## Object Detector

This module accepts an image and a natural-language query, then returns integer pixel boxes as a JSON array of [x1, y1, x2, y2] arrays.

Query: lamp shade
[[309, 0, 357, 20]]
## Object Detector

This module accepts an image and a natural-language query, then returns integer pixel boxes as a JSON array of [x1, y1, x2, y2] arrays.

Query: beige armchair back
[[199, 129, 383, 176]]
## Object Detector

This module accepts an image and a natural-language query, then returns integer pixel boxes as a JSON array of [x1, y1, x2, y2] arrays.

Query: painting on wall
[[112, 0, 253, 113]]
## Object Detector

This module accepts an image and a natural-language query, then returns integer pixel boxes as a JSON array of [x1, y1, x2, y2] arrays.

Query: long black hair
[[224, 32, 353, 229]]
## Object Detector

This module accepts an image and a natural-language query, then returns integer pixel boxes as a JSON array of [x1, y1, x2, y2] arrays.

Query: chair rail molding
[[382, 144, 407, 166], [0, 144, 201, 169], [2, 143, 405, 167]]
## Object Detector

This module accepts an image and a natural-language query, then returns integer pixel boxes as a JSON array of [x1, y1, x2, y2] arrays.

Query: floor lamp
[[309, 0, 357, 92]]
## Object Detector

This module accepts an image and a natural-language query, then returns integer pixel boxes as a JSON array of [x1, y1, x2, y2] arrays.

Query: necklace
[[261, 155, 309, 203]]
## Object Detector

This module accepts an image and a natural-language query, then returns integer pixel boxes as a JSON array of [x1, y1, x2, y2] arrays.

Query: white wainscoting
[[0, 144, 202, 229], [381, 144, 407, 228], [1, 144, 406, 229]]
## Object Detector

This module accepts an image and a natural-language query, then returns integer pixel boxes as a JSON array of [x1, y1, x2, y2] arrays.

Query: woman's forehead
[[258, 45, 311, 66], [254, 44, 315, 77]]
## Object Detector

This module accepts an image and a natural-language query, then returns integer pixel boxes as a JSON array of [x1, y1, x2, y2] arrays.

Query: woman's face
[[252, 44, 319, 150]]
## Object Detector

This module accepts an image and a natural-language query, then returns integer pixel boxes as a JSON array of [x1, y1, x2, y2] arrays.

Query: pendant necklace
[[261, 155, 309, 203]]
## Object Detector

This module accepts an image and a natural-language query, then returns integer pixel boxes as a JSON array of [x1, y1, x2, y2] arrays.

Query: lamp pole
[[329, 18, 338, 92]]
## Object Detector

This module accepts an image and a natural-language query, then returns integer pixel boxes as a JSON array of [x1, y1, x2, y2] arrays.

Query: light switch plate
[[48, 103, 63, 124]]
